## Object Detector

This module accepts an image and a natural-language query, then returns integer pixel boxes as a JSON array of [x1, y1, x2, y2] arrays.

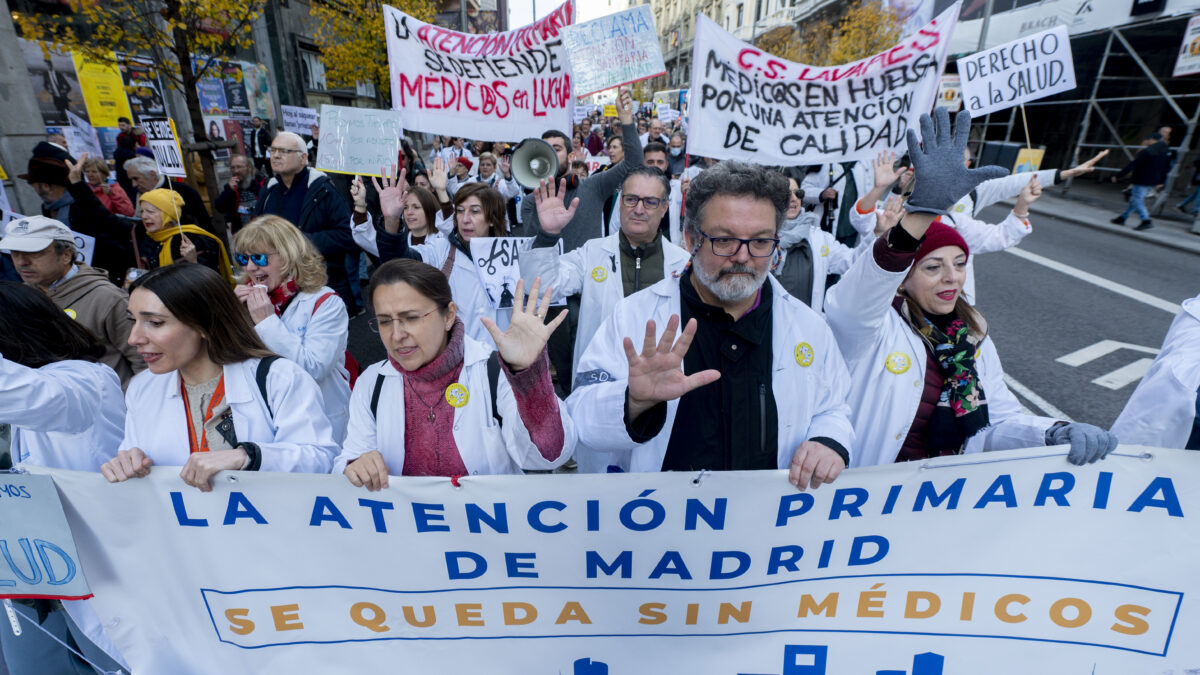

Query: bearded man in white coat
[[565, 161, 854, 486]]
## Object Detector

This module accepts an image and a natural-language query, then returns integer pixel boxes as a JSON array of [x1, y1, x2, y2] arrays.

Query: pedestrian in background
[[1111, 131, 1171, 231]]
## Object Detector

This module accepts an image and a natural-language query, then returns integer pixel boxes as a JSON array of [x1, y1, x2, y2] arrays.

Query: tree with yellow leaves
[[757, 1, 904, 66], [312, 0, 436, 96], [16, 0, 266, 217]]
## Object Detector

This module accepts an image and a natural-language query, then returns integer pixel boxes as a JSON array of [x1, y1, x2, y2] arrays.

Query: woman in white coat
[[772, 175, 861, 311], [335, 259, 575, 488], [0, 282, 129, 675], [1111, 292, 1200, 449], [350, 174, 450, 257], [359, 174, 509, 345], [232, 215, 352, 441], [825, 109, 1118, 468], [101, 263, 337, 491]]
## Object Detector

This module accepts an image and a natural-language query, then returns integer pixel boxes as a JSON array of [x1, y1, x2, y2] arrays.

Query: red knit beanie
[[915, 220, 969, 263]]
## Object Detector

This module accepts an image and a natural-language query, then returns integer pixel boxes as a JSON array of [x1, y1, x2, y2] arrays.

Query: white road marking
[[1004, 248, 1183, 315], [1056, 340, 1160, 367], [1004, 375, 1073, 421], [1091, 357, 1155, 390]]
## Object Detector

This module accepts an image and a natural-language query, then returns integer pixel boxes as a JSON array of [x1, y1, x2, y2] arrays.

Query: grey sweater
[[519, 122, 643, 252]]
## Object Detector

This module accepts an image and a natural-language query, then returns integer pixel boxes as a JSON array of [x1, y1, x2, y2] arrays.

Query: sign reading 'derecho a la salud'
[[383, 1, 574, 141], [25, 447, 1200, 673], [686, 5, 957, 166], [958, 25, 1077, 116], [560, 5, 666, 98]]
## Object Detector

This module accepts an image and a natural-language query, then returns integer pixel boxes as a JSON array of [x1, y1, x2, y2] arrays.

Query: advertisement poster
[[21, 39, 87, 126]]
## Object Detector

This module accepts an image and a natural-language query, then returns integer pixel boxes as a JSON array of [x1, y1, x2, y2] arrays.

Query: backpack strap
[[487, 351, 503, 424], [312, 291, 337, 314], [255, 355, 283, 420], [439, 245, 457, 279], [370, 373, 386, 419]]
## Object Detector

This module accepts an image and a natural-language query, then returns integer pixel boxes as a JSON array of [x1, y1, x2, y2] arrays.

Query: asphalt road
[[972, 204, 1197, 429]]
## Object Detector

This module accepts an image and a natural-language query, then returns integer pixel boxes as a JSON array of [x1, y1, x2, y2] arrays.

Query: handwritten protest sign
[[468, 236, 562, 310], [603, 104, 617, 117], [281, 105, 319, 134], [383, 2, 574, 141], [27, 447, 1200, 672], [314, 105, 404, 178], [561, 5, 665, 98], [687, 6, 957, 166], [65, 110, 104, 160], [0, 473, 92, 601], [958, 26, 1076, 116], [141, 117, 186, 178]]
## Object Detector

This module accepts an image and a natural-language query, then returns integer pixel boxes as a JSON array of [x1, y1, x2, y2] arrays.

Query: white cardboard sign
[[958, 25, 1076, 116]]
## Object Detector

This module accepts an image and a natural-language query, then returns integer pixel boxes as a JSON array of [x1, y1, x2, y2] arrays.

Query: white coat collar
[[158, 360, 255, 404], [379, 334, 491, 378]]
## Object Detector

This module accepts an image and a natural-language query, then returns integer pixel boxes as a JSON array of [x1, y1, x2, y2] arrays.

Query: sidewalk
[[999, 179, 1200, 256]]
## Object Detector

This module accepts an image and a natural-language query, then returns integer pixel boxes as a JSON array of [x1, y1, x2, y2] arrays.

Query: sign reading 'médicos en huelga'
[[686, 5, 958, 166]]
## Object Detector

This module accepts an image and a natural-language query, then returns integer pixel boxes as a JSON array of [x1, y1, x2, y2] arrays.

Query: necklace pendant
[[427, 410, 436, 424]]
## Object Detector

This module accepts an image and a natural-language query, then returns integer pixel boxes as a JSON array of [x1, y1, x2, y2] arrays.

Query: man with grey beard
[[565, 161, 854, 489]]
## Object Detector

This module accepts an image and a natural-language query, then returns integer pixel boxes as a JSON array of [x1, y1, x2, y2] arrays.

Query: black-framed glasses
[[234, 252, 275, 267], [268, 147, 304, 156], [621, 194, 664, 209], [699, 229, 779, 257], [368, 309, 437, 334], [791, 189, 804, 199]]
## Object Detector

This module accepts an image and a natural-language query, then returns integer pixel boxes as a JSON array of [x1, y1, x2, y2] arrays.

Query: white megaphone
[[511, 138, 559, 189]]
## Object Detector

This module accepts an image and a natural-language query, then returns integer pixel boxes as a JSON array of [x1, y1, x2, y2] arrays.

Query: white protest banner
[[585, 151, 610, 174], [65, 110, 104, 160], [935, 73, 962, 110], [560, 5, 665, 98], [572, 106, 588, 123], [958, 25, 1076, 117], [0, 474, 92, 601], [27, 447, 1200, 673], [280, 104, 319, 134], [383, 1, 575, 141], [140, 117, 187, 178], [655, 101, 669, 117], [1174, 15, 1200, 77], [687, 6, 958, 166], [467, 236, 561, 309], [314, 105, 405, 178]]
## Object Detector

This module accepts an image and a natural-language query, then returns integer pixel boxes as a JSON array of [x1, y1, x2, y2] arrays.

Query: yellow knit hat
[[140, 188, 186, 224]]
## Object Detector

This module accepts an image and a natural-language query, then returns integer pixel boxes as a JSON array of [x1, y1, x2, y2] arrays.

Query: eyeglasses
[[792, 189, 804, 199], [621, 194, 664, 209], [234, 252, 275, 267], [699, 229, 779, 257], [368, 309, 438, 334], [268, 147, 304, 156]]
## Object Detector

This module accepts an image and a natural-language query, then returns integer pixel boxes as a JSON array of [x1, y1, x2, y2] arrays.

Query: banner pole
[[1020, 103, 1032, 150]]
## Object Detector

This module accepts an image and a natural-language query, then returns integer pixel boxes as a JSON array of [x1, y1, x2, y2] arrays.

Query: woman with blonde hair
[[81, 155, 135, 216], [137, 187, 234, 284], [233, 215, 352, 440]]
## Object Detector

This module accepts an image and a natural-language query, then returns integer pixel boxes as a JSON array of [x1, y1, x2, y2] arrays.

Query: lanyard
[[181, 374, 226, 454]]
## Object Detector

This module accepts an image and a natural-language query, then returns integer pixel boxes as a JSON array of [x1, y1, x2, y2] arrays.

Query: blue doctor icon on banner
[[738, 645, 945, 675], [573, 657, 608, 675]]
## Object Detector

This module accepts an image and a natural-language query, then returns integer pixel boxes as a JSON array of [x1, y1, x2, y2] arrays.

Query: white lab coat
[[122, 357, 337, 473], [609, 181, 685, 245], [254, 286, 352, 442], [1111, 295, 1200, 448], [520, 232, 690, 383], [334, 336, 576, 475], [566, 274, 855, 473], [824, 245, 1055, 468], [801, 162, 875, 230], [2, 356, 124, 470], [772, 216, 864, 312]]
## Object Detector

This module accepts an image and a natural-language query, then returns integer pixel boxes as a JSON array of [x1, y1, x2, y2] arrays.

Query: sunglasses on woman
[[234, 252, 274, 267]]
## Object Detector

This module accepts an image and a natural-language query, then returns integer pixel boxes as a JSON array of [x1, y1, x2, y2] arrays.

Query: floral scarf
[[919, 315, 989, 453]]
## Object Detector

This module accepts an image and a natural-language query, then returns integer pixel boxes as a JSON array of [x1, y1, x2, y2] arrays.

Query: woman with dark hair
[[0, 282, 129, 675], [335, 259, 575, 487], [100, 263, 337, 491], [354, 169, 514, 343], [825, 110, 1118, 468]]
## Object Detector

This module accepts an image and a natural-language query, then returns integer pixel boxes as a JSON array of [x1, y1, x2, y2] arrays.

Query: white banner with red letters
[[24, 446, 1200, 673], [383, 1, 575, 140], [686, 4, 958, 166]]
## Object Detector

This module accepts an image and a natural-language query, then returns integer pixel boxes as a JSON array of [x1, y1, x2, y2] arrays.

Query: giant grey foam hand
[[904, 108, 1009, 215]]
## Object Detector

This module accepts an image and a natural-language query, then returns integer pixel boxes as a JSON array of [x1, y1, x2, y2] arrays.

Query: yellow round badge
[[885, 352, 911, 374], [794, 342, 814, 367], [820, 245, 829, 257], [444, 383, 469, 408], [63, 308, 77, 320], [591, 266, 608, 282]]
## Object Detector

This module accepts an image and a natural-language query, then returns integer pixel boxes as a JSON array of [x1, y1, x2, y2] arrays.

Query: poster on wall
[[118, 55, 167, 123], [221, 61, 251, 118], [71, 51, 134, 128], [195, 59, 229, 115], [21, 39, 88, 127], [242, 62, 275, 121]]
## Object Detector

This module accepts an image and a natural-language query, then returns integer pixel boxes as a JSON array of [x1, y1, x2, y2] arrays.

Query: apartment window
[[299, 49, 326, 91], [736, 3, 743, 26]]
